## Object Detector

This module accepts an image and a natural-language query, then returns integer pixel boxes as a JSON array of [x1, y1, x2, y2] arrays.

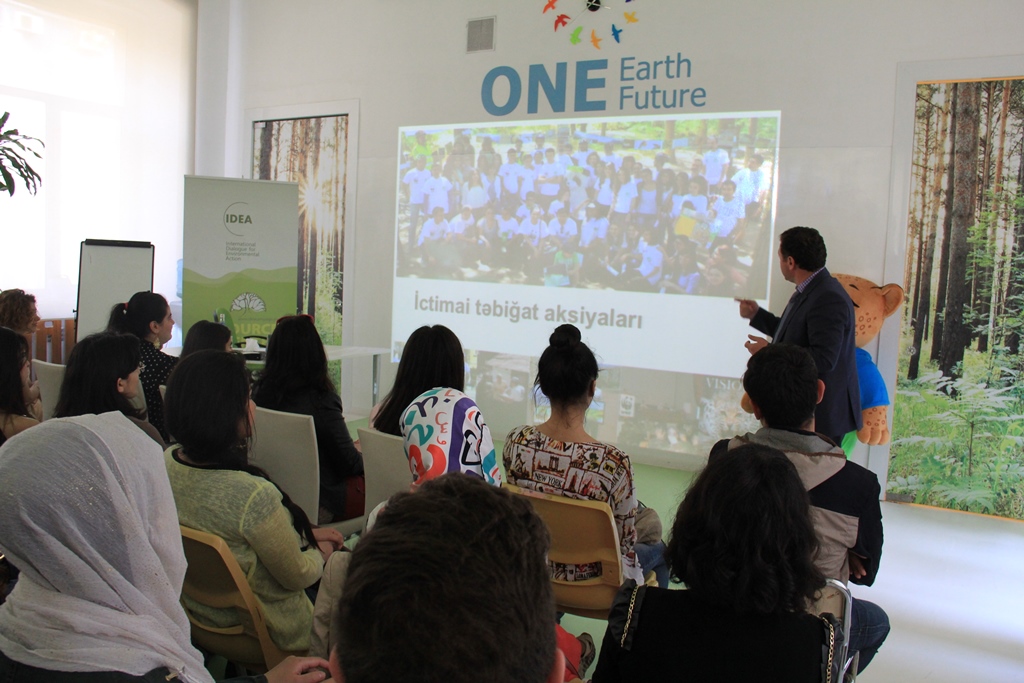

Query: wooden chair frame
[[179, 525, 303, 672]]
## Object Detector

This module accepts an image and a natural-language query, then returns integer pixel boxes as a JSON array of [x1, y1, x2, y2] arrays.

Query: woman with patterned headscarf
[[400, 387, 502, 488]]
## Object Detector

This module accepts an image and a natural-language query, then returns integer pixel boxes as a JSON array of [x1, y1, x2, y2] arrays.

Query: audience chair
[[32, 360, 64, 421], [812, 577, 858, 682], [505, 484, 633, 620], [356, 427, 411, 533], [179, 525, 302, 671], [249, 406, 321, 524]]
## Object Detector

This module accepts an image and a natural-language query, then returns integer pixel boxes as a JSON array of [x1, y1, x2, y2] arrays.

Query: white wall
[[194, 0, 1024, 479]]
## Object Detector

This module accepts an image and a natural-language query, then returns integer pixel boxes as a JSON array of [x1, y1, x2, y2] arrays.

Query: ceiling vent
[[467, 17, 495, 53]]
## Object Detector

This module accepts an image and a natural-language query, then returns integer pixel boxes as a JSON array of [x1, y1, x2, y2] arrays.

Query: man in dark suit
[[736, 226, 861, 445]]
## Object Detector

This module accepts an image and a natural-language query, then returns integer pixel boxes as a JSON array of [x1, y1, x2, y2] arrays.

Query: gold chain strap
[[620, 584, 641, 648], [822, 617, 835, 683]]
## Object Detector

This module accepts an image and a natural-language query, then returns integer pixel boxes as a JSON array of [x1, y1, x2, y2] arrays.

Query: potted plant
[[0, 111, 44, 197]]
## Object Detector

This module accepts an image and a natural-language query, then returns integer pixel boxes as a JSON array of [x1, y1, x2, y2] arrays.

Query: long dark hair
[[253, 316, 334, 406], [53, 332, 143, 420], [666, 443, 824, 615], [372, 325, 464, 436], [107, 291, 169, 340], [534, 324, 598, 408], [0, 327, 30, 419], [181, 320, 233, 358], [164, 350, 316, 549]]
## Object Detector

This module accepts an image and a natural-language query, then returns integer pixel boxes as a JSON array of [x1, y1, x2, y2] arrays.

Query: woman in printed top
[[107, 291, 177, 441], [503, 324, 668, 587]]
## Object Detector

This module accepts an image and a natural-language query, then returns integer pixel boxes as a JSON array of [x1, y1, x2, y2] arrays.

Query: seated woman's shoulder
[[505, 423, 535, 440]]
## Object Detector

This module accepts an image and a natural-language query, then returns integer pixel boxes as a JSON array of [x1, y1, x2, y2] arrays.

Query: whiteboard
[[76, 240, 155, 340]]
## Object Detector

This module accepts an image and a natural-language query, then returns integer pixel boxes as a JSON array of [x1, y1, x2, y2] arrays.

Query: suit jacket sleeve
[[803, 286, 852, 377], [851, 471, 883, 586], [749, 307, 780, 337]]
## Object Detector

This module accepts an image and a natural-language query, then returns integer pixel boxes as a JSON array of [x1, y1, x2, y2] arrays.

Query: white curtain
[[0, 0, 196, 320]]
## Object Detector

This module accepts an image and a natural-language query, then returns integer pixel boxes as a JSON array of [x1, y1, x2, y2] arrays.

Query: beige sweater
[[165, 448, 323, 652]]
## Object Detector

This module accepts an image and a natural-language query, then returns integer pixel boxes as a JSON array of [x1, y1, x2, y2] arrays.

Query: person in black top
[[253, 315, 363, 523], [107, 292, 177, 441], [592, 443, 829, 683]]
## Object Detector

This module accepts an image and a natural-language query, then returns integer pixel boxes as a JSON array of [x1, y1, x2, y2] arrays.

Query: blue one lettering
[[482, 60, 608, 116]]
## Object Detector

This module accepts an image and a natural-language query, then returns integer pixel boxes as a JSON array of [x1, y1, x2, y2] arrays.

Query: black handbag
[[818, 612, 844, 683]]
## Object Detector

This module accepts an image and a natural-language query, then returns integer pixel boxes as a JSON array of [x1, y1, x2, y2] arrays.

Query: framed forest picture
[[891, 76, 1024, 520], [250, 106, 356, 346]]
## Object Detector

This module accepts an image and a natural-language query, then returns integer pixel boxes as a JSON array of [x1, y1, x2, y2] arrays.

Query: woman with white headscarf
[[0, 412, 329, 683]]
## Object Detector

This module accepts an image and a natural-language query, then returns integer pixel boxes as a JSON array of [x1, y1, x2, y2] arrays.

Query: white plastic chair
[[356, 428, 412, 532], [32, 359, 64, 421], [249, 406, 320, 524]]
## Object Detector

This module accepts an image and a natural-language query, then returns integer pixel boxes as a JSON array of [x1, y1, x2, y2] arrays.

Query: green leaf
[[0, 165, 15, 196]]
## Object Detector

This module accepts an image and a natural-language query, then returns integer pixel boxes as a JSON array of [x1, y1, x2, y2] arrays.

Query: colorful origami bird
[[590, 29, 601, 49], [611, 24, 622, 42], [554, 13, 570, 30], [543, 0, 558, 13], [624, 11, 638, 23], [570, 25, 583, 44]]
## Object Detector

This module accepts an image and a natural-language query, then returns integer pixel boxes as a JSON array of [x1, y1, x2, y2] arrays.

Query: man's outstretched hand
[[736, 298, 759, 320], [745, 335, 769, 355]]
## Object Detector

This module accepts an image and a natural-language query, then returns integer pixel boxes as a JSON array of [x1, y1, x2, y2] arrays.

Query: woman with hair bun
[[503, 324, 667, 587], [107, 292, 177, 441]]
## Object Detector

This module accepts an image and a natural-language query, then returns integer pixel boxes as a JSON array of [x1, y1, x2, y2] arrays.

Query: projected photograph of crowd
[[394, 114, 779, 300], [462, 349, 760, 466]]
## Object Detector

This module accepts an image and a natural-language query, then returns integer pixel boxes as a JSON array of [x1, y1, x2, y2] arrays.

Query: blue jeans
[[849, 597, 889, 673], [633, 540, 669, 588]]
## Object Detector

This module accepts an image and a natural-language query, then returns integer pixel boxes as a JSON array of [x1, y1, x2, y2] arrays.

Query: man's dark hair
[[779, 226, 827, 271], [742, 343, 819, 429], [667, 443, 823, 615], [335, 474, 556, 683]]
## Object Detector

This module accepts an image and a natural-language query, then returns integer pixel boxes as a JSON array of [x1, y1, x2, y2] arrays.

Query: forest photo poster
[[891, 77, 1024, 520], [252, 114, 350, 345]]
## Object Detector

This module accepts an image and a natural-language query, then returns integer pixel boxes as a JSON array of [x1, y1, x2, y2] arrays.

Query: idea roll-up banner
[[182, 176, 299, 344]]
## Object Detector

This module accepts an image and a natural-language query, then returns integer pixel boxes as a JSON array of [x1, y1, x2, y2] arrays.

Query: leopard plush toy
[[834, 274, 904, 446]]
